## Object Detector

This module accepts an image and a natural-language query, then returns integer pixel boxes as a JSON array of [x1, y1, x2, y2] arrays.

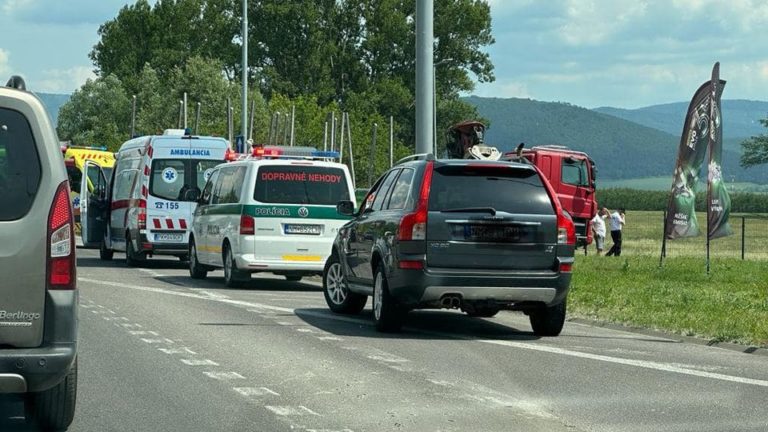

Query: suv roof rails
[[394, 153, 435, 165], [5, 75, 26, 91]]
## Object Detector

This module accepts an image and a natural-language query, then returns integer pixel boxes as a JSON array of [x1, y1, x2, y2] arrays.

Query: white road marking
[[317, 336, 343, 341], [140, 337, 175, 344], [276, 321, 293, 326], [158, 347, 197, 355], [181, 359, 219, 366], [192, 289, 230, 299], [479, 339, 768, 388], [203, 371, 246, 380], [296, 328, 316, 333], [121, 323, 143, 329], [264, 406, 320, 416], [79, 277, 768, 388], [129, 330, 160, 336], [138, 268, 165, 278], [234, 387, 280, 397], [367, 354, 409, 364]]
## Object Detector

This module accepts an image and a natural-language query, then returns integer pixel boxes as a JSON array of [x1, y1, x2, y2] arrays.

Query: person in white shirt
[[605, 208, 626, 257], [590, 207, 608, 255]]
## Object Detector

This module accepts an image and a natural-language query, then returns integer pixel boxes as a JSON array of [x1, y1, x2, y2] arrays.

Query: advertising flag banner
[[664, 81, 712, 239], [706, 63, 732, 240]]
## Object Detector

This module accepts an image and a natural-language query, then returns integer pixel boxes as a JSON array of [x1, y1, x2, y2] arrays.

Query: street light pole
[[415, 0, 434, 155], [241, 0, 248, 143]]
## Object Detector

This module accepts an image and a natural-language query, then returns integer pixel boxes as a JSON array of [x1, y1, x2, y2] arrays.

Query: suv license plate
[[155, 233, 184, 242], [465, 225, 524, 242], [284, 224, 322, 235]]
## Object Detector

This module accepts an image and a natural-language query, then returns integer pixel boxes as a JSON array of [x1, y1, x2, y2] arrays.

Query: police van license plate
[[155, 233, 184, 242], [284, 224, 322, 235]]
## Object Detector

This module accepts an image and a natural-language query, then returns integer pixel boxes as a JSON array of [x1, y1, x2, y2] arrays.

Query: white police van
[[83, 129, 228, 266], [188, 146, 355, 286]]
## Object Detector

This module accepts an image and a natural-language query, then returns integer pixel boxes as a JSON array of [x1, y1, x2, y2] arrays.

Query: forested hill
[[594, 99, 768, 139], [463, 96, 768, 183], [36, 92, 70, 126]]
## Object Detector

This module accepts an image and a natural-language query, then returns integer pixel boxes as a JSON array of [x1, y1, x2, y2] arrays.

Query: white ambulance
[[82, 129, 228, 266], [188, 146, 355, 286]]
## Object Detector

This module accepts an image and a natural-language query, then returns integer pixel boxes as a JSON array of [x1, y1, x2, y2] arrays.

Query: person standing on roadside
[[590, 207, 608, 255], [605, 208, 626, 257]]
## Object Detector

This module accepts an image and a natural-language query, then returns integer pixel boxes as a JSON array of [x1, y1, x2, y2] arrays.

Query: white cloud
[[1, 0, 33, 15], [37, 66, 95, 93], [473, 80, 531, 99]]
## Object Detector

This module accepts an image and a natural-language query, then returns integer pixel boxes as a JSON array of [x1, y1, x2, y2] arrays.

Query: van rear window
[[254, 166, 349, 205], [0, 108, 42, 221], [428, 164, 554, 215], [149, 159, 221, 201]]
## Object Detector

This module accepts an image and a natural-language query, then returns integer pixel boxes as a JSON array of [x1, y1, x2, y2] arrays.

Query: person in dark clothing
[[605, 208, 626, 257]]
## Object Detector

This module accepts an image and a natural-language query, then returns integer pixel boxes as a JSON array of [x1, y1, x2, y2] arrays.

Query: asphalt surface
[[3, 248, 767, 431]]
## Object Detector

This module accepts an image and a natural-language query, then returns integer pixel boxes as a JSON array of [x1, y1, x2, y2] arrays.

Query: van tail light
[[137, 199, 147, 230], [557, 211, 576, 245], [398, 161, 434, 241], [240, 214, 255, 235], [47, 181, 76, 290]]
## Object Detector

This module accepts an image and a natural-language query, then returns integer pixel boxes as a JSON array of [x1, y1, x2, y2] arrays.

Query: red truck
[[447, 121, 598, 249]]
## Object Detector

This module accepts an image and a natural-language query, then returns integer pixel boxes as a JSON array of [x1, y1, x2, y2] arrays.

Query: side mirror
[[184, 188, 201, 202], [336, 200, 355, 216]]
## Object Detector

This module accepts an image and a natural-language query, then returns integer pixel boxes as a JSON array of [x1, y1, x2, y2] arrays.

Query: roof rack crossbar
[[394, 153, 435, 165]]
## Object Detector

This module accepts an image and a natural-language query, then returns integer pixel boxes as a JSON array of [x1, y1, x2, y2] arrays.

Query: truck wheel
[[189, 240, 208, 280], [323, 254, 366, 314], [25, 358, 77, 431], [372, 265, 406, 332], [529, 298, 567, 337]]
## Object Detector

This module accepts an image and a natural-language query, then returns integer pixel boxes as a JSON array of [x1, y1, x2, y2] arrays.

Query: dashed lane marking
[[234, 387, 280, 397], [203, 371, 246, 380], [264, 406, 320, 416], [181, 359, 219, 366], [79, 277, 768, 388], [129, 330, 159, 336], [158, 347, 197, 355], [140, 337, 175, 344]]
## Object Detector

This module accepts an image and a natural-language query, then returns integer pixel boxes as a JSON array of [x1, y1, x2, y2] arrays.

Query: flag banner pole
[[706, 62, 733, 243]]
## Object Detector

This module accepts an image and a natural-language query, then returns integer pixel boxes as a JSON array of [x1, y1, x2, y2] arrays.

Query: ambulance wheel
[[99, 239, 113, 261], [223, 244, 249, 287], [125, 235, 145, 267], [188, 241, 208, 279]]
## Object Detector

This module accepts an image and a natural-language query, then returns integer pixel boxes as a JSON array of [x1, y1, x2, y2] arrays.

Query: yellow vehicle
[[61, 144, 115, 233]]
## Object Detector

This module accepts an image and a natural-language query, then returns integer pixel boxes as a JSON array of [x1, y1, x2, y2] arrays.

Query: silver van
[[0, 76, 78, 429]]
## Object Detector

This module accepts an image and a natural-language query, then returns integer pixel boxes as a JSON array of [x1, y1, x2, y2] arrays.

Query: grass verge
[[569, 255, 768, 347]]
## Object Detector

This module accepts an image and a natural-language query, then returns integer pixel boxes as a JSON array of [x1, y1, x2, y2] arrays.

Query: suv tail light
[[47, 181, 76, 290], [240, 214, 255, 235], [557, 211, 576, 246], [398, 161, 434, 241]]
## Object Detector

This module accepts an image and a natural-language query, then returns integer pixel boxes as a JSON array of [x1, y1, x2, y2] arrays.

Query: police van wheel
[[223, 245, 248, 287], [189, 241, 208, 280], [99, 239, 113, 261]]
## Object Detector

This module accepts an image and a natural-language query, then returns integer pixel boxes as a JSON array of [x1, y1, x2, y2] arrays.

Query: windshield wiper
[[441, 207, 497, 215]]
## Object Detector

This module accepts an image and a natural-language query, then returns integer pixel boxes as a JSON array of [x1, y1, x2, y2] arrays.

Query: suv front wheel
[[529, 298, 567, 337], [323, 253, 366, 314], [372, 266, 406, 332]]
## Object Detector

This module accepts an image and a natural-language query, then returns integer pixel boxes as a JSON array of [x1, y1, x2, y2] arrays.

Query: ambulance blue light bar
[[249, 146, 340, 161]]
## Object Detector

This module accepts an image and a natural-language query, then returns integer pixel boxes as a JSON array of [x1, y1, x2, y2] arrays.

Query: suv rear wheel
[[25, 358, 77, 430], [372, 266, 406, 332], [323, 253, 366, 314], [189, 240, 208, 279], [529, 298, 567, 337], [223, 244, 249, 287]]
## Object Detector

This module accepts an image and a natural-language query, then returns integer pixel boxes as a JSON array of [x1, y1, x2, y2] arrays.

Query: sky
[[1, 0, 767, 109]]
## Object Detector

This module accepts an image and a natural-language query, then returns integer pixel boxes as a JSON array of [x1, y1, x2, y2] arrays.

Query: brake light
[[557, 211, 576, 245], [398, 161, 434, 241], [398, 260, 424, 270], [559, 262, 573, 272], [240, 214, 255, 235], [47, 181, 76, 290], [137, 199, 147, 230]]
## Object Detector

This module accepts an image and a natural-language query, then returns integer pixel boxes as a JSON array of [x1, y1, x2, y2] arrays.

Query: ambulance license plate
[[284, 224, 322, 235], [155, 233, 184, 242]]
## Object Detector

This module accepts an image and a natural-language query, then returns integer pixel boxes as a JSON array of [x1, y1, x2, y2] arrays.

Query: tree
[[56, 75, 131, 150], [740, 118, 768, 167]]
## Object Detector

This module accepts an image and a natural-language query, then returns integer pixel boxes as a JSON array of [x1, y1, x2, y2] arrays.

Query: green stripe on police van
[[243, 204, 351, 220]]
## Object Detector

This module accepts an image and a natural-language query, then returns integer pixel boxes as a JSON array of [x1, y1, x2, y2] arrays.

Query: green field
[[599, 176, 768, 193], [570, 210, 768, 346]]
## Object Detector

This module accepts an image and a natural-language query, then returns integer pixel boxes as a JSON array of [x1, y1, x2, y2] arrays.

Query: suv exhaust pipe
[[440, 295, 462, 309]]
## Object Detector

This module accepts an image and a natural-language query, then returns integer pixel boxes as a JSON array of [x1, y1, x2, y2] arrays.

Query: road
[[3, 248, 767, 431]]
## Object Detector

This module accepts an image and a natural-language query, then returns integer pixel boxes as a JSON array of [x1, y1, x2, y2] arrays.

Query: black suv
[[323, 155, 576, 334]]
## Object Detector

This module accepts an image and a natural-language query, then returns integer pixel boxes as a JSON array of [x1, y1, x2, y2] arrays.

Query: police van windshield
[[254, 165, 349, 205], [149, 159, 221, 201]]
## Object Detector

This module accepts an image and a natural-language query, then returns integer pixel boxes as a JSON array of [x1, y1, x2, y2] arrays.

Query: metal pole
[[346, 112, 355, 187], [194, 102, 201, 134], [323, 121, 328, 151], [330, 112, 336, 152], [339, 112, 346, 162], [178, 100, 183, 129], [290, 105, 296, 146], [241, 0, 248, 143], [248, 99, 256, 142], [741, 216, 746, 260], [369, 122, 377, 187], [183, 92, 188, 129], [130, 95, 136, 138], [433, 65, 437, 156], [660, 210, 667, 267], [415, 0, 434, 155], [389, 116, 394, 167], [226, 98, 232, 145]]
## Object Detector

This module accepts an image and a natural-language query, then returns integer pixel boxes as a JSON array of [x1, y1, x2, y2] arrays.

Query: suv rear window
[[0, 108, 42, 221], [254, 165, 350, 205], [428, 164, 554, 215]]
